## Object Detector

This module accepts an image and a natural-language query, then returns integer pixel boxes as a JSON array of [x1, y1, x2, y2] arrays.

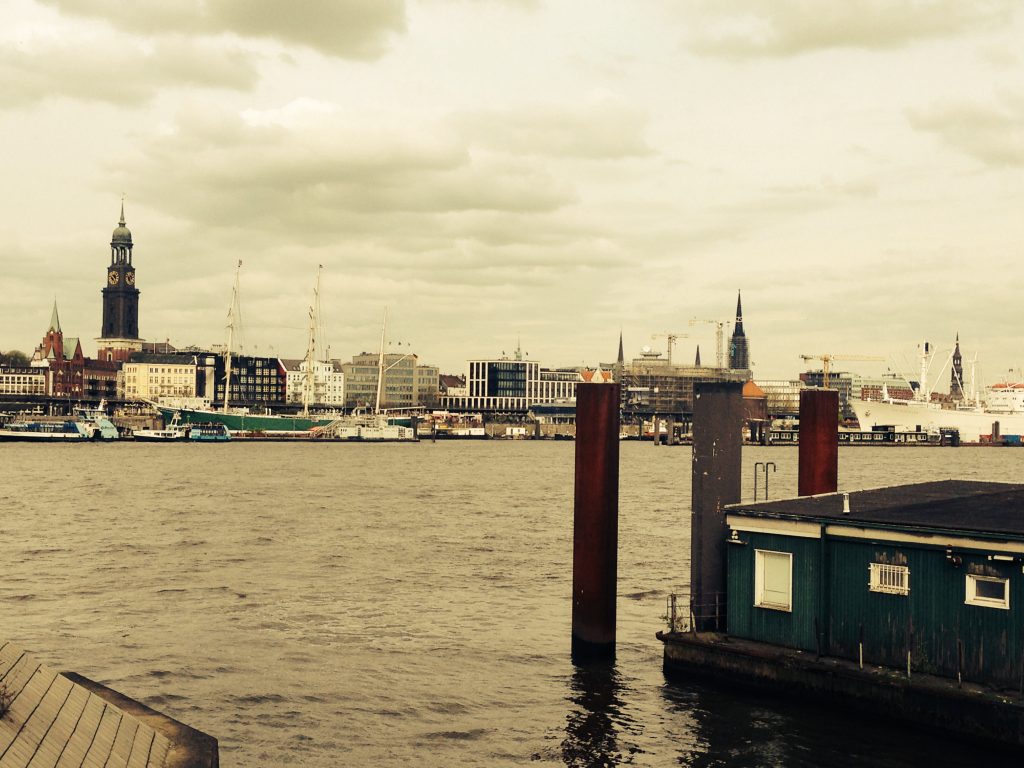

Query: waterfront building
[[0, 366, 46, 397], [438, 374, 466, 397], [800, 370, 915, 421], [341, 353, 439, 410], [621, 348, 746, 421], [30, 302, 85, 397], [84, 359, 119, 400], [755, 379, 805, 419], [281, 358, 346, 406], [727, 291, 750, 373], [439, 356, 584, 415], [121, 354, 198, 402], [96, 202, 143, 362], [212, 354, 285, 407]]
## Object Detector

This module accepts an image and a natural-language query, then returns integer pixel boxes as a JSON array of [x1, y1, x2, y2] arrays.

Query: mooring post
[[572, 382, 621, 661], [798, 389, 839, 496], [691, 381, 743, 633]]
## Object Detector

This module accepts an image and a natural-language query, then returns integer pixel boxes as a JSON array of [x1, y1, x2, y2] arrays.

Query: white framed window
[[965, 574, 1010, 610], [869, 563, 910, 595], [754, 549, 792, 612]]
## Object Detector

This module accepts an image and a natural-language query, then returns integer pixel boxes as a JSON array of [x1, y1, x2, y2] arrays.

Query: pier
[[1, 642, 217, 767]]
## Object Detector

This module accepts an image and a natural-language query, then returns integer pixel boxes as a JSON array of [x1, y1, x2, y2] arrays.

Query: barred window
[[869, 563, 909, 595]]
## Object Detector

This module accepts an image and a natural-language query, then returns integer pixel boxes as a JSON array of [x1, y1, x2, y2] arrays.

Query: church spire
[[48, 300, 61, 333], [695, 344, 701, 367], [733, 290, 745, 336], [617, 331, 624, 366]]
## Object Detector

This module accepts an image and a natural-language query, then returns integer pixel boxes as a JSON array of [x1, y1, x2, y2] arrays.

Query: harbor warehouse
[[725, 480, 1024, 689]]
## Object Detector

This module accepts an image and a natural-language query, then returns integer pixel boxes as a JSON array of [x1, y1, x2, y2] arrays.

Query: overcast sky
[[2, 0, 1022, 383]]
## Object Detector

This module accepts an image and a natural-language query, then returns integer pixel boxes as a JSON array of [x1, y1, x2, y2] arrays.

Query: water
[[1, 442, 1020, 766]]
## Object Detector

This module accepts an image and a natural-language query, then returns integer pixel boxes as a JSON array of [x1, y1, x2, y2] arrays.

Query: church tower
[[950, 333, 964, 401], [728, 290, 750, 372], [97, 201, 143, 362]]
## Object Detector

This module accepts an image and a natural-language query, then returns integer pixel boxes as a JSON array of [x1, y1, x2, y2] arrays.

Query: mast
[[223, 260, 242, 412], [301, 266, 321, 417], [374, 307, 388, 415]]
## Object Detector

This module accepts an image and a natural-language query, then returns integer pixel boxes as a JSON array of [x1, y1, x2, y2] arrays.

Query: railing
[[664, 590, 727, 634]]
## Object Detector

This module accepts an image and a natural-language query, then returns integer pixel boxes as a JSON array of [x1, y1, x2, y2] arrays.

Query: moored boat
[[0, 420, 92, 441]]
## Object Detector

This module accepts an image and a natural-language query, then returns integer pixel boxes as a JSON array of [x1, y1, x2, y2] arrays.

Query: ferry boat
[[74, 401, 119, 440], [0, 419, 92, 442]]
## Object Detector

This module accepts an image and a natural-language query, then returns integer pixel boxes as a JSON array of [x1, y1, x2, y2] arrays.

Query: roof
[[728, 480, 1024, 537], [742, 380, 766, 399]]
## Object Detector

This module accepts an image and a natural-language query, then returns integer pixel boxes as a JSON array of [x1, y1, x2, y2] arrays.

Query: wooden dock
[[1, 642, 217, 768]]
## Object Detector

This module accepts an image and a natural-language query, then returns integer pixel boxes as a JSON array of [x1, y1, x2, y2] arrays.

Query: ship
[[0, 419, 92, 442], [155, 265, 415, 441], [849, 341, 1024, 442]]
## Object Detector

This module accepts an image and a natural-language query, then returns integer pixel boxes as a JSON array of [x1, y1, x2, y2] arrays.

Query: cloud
[[0, 33, 259, 108], [683, 0, 1017, 57], [908, 95, 1024, 166], [39, 0, 406, 59], [454, 103, 651, 159]]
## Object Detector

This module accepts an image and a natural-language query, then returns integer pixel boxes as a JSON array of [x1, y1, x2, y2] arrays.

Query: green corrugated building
[[725, 480, 1024, 689]]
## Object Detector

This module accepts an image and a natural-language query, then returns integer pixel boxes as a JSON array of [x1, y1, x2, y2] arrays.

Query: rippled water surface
[[2, 442, 1021, 766]]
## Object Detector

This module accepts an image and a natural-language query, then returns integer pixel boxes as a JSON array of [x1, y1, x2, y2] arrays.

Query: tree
[[0, 350, 30, 367]]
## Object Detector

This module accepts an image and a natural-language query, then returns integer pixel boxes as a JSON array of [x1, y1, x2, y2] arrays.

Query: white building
[[121, 355, 197, 401], [440, 356, 585, 414], [282, 358, 346, 407], [0, 367, 46, 397]]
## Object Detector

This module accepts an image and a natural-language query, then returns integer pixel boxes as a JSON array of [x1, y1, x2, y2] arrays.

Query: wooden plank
[[80, 706, 122, 768], [4, 675, 75, 768], [103, 715, 138, 768], [0, 664, 45, 756], [54, 698, 106, 768], [0, 644, 24, 678], [124, 727, 156, 768], [27, 685, 90, 768], [144, 736, 169, 768]]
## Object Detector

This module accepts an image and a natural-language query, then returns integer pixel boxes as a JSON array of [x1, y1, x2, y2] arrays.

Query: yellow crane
[[799, 353, 886, 388], [651, 332, 690, 365], [689, 319, 731, 368]]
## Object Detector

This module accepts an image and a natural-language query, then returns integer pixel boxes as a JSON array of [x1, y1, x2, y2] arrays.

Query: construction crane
[[651, 332, 689, 365], [799, 353, 886, 389], [689, 319, 731, 369]]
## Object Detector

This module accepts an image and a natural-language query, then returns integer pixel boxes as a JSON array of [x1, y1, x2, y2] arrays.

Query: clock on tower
[[97, 201, 143, 363]]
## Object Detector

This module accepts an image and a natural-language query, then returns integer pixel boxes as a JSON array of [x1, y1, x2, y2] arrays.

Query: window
[[966, 574, 1010, 610], [869, 563, 910, 595], [754, 549, 792, 612]]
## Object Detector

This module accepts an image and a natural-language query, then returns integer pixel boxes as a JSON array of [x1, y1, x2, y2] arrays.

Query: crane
[[651, 332, 689, 365], [689, 319, 731, 369], [799, 353, 886, 389]]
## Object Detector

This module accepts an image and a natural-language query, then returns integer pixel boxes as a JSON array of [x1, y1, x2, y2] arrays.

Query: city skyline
[[2, 1, 1022, 382]]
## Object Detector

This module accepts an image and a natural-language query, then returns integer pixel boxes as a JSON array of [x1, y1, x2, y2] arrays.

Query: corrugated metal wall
[[727, 532, 820, 652]]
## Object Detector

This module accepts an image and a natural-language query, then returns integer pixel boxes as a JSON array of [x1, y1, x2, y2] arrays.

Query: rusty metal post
[[798, 389, 839, 496], [691, 381, 743, 633], [572, 383, 621, 660]]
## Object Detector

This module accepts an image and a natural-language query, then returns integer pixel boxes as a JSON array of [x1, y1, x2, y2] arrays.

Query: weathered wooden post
[[572, 382, 621, 660], [798, 389, 839, 496], [690, 381, 743, 632]]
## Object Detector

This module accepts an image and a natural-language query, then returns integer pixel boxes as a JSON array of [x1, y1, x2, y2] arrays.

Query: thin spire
[[733, 290, 745, 336], [695, 344, 701, 367], [119, 194, 126, 226], [48, 300, 61, 333], [617, 331, 624, 365]]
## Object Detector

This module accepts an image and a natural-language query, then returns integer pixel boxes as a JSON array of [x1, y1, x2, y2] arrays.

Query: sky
[[1, 0, 1022, 384]]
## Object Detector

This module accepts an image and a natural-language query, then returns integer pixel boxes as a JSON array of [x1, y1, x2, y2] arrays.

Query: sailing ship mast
[[301, 266, 322, 418], [374, 308, 388, 415], [223, 260, 242, 413]]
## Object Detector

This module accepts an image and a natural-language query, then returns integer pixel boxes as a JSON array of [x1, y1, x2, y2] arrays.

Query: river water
[[1, 442, 1020, 766]]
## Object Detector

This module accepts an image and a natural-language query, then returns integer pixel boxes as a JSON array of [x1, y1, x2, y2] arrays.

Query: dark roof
[[728, 480, 1024, 537]]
